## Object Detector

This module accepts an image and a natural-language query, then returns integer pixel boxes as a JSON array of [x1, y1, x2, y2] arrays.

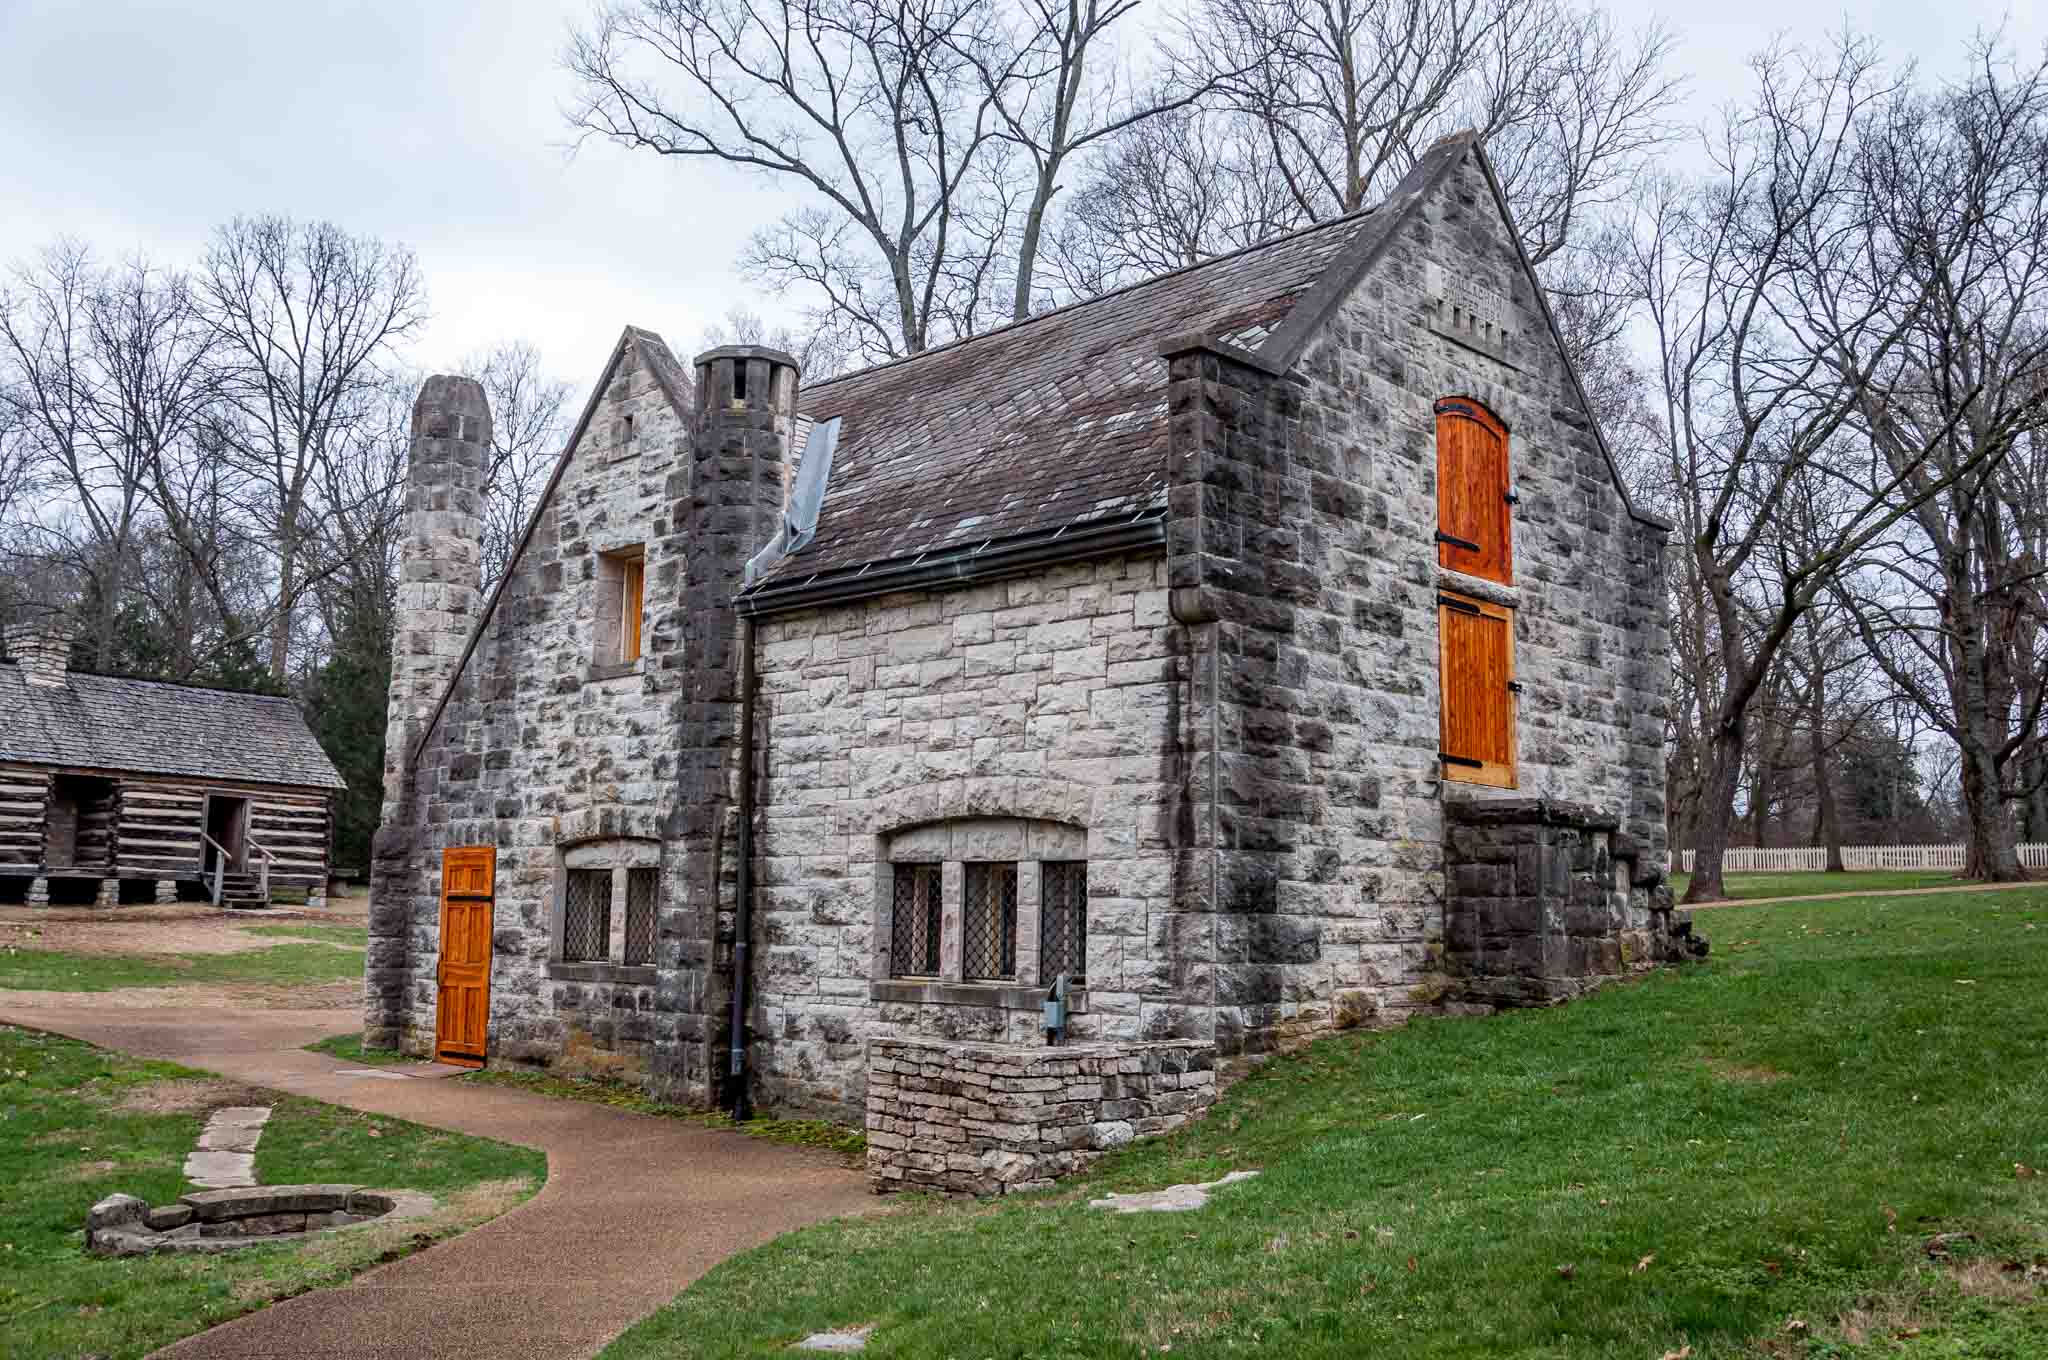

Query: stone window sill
[[584, 659, 644, 684], [548, 961, 657, 986], [870, 978, 1087, 1011], [1435, 566, 1518, 608]]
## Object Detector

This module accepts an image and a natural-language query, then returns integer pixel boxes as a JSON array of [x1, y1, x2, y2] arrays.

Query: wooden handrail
[[247, 838, 276, 904], [200, 833, 229, 906]]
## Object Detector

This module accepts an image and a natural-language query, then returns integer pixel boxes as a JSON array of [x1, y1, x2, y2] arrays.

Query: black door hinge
[[1503, 490, 1519, 505], [1438, 595, 1482, 615], [1435, 529, 1481, 552], [1506, 681, 1523, 693], [1439, 752, 1483, 768]]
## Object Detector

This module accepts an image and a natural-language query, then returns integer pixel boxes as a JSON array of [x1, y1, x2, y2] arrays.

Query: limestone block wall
[[1163, 149, 1671, 1056], [371, 338, 698, 1083], [748, 554, 1192, 1123], [1443, 797, 1683, 1007], [866, 1036, 1216, 1196]]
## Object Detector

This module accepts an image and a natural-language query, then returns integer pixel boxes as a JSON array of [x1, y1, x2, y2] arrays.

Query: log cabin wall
[[0, 765, 51, 867], [111, 774, 331, 892]]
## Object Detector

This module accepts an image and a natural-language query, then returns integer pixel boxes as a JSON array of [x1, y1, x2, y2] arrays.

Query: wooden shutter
[[1438, 592, 1516, 788], [1435, 399, 1512, 583], [620, 556, 645, 662]]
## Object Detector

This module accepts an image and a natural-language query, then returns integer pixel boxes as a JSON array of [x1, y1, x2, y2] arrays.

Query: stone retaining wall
[[866, 1036, 1217, 1196]]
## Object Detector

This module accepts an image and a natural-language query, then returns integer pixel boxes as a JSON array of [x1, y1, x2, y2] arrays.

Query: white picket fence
[[1669, 843, 2048, 874]]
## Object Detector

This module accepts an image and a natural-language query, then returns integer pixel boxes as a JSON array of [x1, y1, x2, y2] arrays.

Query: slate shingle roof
[[0, 664, 347, 790], [769, 209, 1379, 583]]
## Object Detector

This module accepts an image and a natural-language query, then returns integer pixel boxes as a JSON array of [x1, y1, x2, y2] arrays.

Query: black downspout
[[727, 615, 756, 1120]]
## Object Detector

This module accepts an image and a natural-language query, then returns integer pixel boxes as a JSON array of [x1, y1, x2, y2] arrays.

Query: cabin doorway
[[203, 794, 248, 874], [44, 775, 115, 869]]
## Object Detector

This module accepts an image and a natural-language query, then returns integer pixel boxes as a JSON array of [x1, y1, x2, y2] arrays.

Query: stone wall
[[368, 334, 728, 1094], [866, 1036, 1216, 1196], [747, 554, 1189, 1124], [1443, 797, 1693, 1008], [1161, 147, 1672, 1057]]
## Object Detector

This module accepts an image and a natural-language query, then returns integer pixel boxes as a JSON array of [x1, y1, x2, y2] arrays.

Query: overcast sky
[[2, 0, 2041, 391]]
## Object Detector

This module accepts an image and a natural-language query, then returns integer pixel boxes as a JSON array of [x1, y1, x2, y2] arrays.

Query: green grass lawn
[[1670, 869, 1971, 902], [303, 1032, 413, 1066], [462, 1066, 867, 1162], [603, 886, 2048, 1359], [0, 941, 362, 992], [0, 1024, 545, 1360]]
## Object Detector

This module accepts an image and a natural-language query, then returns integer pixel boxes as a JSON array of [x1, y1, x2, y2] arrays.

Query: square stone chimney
[[4, 622, 75, 687]]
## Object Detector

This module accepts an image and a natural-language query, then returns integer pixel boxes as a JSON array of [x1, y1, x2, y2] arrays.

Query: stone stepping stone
[[793, 1325, 873, 1352], [1088, 1169, 1260, 1214], [184, 1106, 272, 1189]]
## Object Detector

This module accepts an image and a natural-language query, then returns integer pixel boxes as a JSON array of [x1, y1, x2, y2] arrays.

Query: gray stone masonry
[[1161, 149, 1672, 1054], [866, 1036, 1216, 1196], [367, 376, 489, 1052], [1442, 797, 1697, 1008]]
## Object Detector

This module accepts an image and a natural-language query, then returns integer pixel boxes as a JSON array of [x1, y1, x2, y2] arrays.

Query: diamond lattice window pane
[[962, 862, 1018, 980], [563, 869, 612, 962], [891, 863, 941, 976], [1040, 860, 1088, 984], [623, 867, 658, 966]]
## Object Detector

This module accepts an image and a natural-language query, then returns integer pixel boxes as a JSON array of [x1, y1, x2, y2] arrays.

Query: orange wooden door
[[1438, 592, 1517, 788], [435, 846, 495, 1068], [1435, 399, 1512, 584]]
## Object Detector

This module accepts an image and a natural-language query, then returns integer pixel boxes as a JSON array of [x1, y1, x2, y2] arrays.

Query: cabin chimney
[[4, 622, 75, 687], [382, 375, 490, 813]]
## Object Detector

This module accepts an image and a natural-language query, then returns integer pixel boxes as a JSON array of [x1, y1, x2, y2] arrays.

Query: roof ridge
[[0, 658, 294, 701], [805, 206, 1380, 396]]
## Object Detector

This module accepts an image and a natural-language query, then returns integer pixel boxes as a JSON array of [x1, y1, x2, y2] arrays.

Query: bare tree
[[200, 216, 426, 683], [1826, 43, 2048, 880], [565, 0, 1008, 359], [461, 342, 575, 593], [1634, 38, 2020, 902], [1189, 0, 1677, 261]]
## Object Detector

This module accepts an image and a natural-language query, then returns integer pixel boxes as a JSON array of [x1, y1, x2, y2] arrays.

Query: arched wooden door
[[435, 846, 495, 1068]]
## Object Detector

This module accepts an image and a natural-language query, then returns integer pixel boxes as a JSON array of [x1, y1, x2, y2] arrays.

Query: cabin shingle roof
[[0, 664, 347, 791]]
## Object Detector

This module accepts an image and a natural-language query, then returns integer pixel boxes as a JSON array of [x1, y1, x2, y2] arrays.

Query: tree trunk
[[269, 526, 295, 684], [1807, 634, 1845, 872], [1960, 736, 2025, 881], [1684, 715, 1747, 903], [1012, 173, 1053, 321]]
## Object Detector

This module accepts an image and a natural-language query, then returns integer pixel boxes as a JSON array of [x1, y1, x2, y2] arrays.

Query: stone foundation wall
[[866, 1037, 1216, 1196], [1443, 796, 1694, 1008]]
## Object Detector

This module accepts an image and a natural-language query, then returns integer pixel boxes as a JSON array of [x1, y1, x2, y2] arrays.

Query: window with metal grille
[[890, 863, 942, 976], [962, 862, 1018, 980], [623, 867, 658, 965], [562, 868, 612, 962], [1040, 861, 1088, 983]]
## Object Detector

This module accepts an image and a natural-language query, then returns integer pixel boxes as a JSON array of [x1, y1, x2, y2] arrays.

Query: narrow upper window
[[595, 548, 646, 667], [962, 862, 1018, 980], [1438, 590, 1517, 788], [620, 556, 645, 662], [1040, 861, 1087, 984], [891, 863, 942, 977], [1435, 398, 1512, 584]]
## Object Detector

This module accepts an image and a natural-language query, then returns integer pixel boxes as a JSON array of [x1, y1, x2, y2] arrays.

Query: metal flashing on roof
[[744, 417, 841, 586]]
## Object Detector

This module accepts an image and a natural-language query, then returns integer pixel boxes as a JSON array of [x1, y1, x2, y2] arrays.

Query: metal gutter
[[735, 512, 1167, 618]]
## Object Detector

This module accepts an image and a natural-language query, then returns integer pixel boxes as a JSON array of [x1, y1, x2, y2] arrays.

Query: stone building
[[0, 624, 342, 910], [369, 134, 1691, 1193]]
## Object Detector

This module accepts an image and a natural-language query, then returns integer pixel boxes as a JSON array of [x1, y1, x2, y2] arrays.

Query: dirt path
[[1686, 879, 2048, 909], [2, 1002, 873, 1359]]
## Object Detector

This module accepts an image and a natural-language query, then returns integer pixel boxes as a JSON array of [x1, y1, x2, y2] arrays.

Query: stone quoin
[[368, 131, 1692, 1193]]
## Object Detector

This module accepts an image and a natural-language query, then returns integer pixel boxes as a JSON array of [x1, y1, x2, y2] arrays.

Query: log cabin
[[0, 625, 344, 909]]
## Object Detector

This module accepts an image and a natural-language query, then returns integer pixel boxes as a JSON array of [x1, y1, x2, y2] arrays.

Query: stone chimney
[[4, 622, 75, 687], [656, 344, 798, 1108], [380, 375, 490, 816]]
